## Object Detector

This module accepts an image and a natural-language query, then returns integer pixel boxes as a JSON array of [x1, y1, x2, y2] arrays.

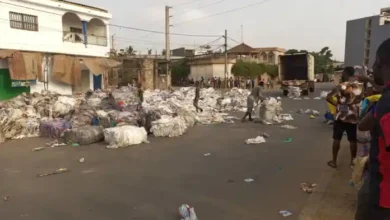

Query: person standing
[[326, 66, 362, 169], [242, 86, 266, 122], [354, 38, 390, 220], [137, 83, 143, 111], [193, 81, 203, 113]]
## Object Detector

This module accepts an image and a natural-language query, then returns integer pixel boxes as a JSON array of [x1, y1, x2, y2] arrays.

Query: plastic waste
[[300, 182, 317, 194], [282, 137, 293, 143], [244, 178, 254, 183], [245, 136, 266, 144], [104, 126, 148, 148], [178, 204, 198, 220], [281, 125, 297, 129], [37, 168, 69, 177], [279, 210, 292, 217]]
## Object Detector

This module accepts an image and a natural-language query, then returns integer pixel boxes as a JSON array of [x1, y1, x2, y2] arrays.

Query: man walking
[[193, 81, 203, 113], [355, 38, 390, 220], [242, 86, 266, 122]]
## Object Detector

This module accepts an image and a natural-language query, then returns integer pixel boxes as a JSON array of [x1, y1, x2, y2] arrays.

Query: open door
[[93, 74, 102, 91]]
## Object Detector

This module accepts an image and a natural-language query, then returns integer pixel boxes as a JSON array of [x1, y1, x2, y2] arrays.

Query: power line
[[227, 37, 240, 44], [171, 0, 202, 8], [0, 0, 221, 38], [172, 0, 277, 26], [172, 0, 227, 18]]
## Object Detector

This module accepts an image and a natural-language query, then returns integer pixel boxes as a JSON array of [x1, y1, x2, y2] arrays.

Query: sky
[[78, 0, 390, 61]]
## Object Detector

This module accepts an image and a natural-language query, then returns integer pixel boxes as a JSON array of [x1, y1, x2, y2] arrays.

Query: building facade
[[344, 7, 390, 68], [227, 43, 285, 65], [0, 0, 113, 98], [187, 54, 236, 81]]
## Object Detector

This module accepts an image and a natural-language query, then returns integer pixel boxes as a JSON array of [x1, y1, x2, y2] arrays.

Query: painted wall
[[0, 0, 111, 57], [369, 16, 390, 68], [0, 59, 30, 100], [190, 63, 234, 80]]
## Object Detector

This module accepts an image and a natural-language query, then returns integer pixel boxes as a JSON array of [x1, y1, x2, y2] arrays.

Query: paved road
[[0, 83, 339, 220]]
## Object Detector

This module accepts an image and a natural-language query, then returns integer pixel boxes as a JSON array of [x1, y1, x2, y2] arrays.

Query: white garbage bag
[[53, 96, 76, 117], [245, 136, 266, 144], [259, 98, 281, 124], [104, 126, 148, 149], [151, 116, 188, 137]]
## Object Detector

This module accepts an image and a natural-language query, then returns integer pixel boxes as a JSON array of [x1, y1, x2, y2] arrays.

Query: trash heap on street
[[0, 86, 254, 147]]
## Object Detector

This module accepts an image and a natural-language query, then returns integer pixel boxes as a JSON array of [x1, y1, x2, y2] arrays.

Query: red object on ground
[[117, 101, 124, 106]]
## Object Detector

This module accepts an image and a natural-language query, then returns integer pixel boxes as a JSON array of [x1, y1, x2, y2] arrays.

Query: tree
[[313, 47, 333, 74], [171, 59, 190, 83], [265, 64, 279, 79], [126, 46, 136, 55], [231, 60, 264, 78], [285, 49, 308, 54], [148, 49, 152, 55]]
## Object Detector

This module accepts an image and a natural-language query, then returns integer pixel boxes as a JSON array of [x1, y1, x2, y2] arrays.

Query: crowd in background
[[184, 76, 275, 90]]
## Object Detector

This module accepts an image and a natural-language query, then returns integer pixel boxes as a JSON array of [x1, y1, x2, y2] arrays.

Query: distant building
[[187, 54, 236, 81], [227, 43, 285, 65], [344, 7, 390, 68], [171, 47, 195, 57]]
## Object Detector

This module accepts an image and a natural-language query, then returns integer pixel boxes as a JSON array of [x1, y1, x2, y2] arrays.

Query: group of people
[[325, 38, 390, 219], [189, 76, 274, 90]]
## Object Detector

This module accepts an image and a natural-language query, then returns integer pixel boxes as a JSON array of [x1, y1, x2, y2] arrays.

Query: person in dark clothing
[[355, 38, 390, 220], [137, 83, 143, 111], [242, 86, 265, 122], [193, 81, 203, 113]]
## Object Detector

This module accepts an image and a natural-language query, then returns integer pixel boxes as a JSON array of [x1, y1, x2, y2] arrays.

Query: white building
[[0, 0, 114, 98], [188, 54, 236, 81]]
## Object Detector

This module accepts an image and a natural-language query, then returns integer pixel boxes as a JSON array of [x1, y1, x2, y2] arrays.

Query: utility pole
[[241, 25, 243, 43], [165, 6, 171, 88], [111, 34, 115, 50], [223, 29, 228, 88]]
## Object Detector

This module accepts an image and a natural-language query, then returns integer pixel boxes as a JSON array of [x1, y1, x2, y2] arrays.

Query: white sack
[[245, 136, 266, 144], [151, 116, 188, 137], [53, 96, 76, 117], [104, 126, 148, 149]]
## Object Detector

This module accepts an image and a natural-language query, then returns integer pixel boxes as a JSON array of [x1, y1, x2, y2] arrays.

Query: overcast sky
[[79, 0, 390, 61]]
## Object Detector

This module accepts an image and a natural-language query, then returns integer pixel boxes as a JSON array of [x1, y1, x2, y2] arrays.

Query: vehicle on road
[[279, 53, 315, 96]]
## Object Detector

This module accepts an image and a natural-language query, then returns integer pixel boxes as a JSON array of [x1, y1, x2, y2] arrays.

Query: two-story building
[[0, 0, 118, 99], [227, 43, 286, 65]]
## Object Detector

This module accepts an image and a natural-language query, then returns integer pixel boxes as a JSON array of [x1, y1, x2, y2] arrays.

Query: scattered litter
[[288, 86, 301, 98], [204, 153, 211, 157], [178, 204, 198, 220], [303, 97, 310, 100], [282, 137, 293, 143], [304, 109, 320, 116], [79, 157, 85, 163], [32, 147, 45, 152], [37, 168, 69, 177], [309, 115, 316, 119], [3, 196, 9, 202], [46, 140, 66, 148], [296, 109, 304, 114], [293, 97, 302, 100], [279, 210, 293, 217], [320, 91, 330, 99], [244, 178, 254, 183], [279, 114, 294, 121], [281, 125, 297, 129], [71, 143, 80, 147], [314, 97, 321, 100], [245, 136, 266, 144], [300, 182, 317, 194], [261, 132, 270, 138]]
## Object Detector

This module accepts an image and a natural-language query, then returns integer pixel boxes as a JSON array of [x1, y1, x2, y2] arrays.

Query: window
[[9, 12, 38, 31], [70, 27, 82, 34]]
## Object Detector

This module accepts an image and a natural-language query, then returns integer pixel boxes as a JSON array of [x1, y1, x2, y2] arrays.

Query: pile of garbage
[[0, 86, 254, 146], [288, 86, 302, 99]]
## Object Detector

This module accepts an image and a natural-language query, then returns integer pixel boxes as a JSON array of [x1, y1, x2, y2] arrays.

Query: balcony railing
[[62, 31, 107, 47], [87, 35, 108, 46], [63, 31, 84, 43]]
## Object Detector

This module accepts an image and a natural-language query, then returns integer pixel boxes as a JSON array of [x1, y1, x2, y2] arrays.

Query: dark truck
[[278, 53, 315, 96]]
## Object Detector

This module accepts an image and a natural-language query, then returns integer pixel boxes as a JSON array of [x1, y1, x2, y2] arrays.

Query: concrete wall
[[189, 63, 234, 80], [0, 0, 111, 57]]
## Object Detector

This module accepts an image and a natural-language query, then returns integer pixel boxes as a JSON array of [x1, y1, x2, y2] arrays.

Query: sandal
[[327, 161, 337, 169]]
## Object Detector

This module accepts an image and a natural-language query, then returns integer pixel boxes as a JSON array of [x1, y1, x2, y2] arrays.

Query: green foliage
[[171, 59, 190, 82], [231, 60, 264, 78], [285, 47, 334, 74], [265, 64, 279, 79], [126, 46, 136, 55]]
